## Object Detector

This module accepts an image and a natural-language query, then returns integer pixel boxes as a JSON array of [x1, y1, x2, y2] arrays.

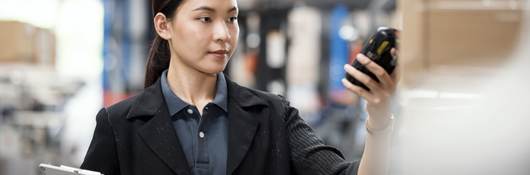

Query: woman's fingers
[[343, 64, 383, 93], [390, 48, 400, 82], [342, 51, 400, 105], [356, 54, 394, 92], [391, 48, 398, 59], [341, 78, 379, 103]]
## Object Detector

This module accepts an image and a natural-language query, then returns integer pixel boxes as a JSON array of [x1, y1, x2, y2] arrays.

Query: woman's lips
[[207, 50, 228, 59]]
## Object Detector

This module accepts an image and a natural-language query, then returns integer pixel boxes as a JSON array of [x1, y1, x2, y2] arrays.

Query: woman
[[81, 0, 398, 174]]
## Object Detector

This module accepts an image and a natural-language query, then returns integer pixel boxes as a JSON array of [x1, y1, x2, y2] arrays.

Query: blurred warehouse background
[[0, 0, 529, 175]]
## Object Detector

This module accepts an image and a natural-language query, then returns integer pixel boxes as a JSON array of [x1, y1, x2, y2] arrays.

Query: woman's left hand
[[341, 49, 400, 130]]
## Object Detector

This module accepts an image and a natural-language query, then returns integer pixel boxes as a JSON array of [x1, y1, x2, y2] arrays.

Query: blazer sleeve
[[283, 100, 360, 175], [80, 108, 120, 175]]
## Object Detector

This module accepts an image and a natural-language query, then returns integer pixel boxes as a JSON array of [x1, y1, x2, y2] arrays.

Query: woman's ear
[[154, 12, 172, 40]]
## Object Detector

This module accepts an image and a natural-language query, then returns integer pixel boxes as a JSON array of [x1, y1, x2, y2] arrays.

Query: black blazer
[[81, 78, 359, 175]]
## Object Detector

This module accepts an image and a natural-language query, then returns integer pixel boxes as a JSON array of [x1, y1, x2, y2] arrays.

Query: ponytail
[[144, 35, 171, 88], [145, 0, 181, 88]]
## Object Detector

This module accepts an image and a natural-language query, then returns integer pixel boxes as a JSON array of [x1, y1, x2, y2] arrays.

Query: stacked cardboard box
[[0, 21, 56, 66], [399, 0, 524, 87]]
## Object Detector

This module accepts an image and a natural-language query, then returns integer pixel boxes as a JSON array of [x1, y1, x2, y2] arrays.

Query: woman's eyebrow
[[227, 7, 238, 13], [192, 6, 238, 13]]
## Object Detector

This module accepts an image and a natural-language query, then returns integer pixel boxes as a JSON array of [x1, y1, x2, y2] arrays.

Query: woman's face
[[165, 0, 239, 75]]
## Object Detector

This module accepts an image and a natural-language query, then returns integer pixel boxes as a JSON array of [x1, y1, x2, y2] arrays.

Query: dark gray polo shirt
[[160, 70, 228, 175]]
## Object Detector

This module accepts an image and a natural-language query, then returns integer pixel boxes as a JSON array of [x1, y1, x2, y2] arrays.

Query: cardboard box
[[399, 0, 525, 87], [0, 21, 36, 63], [0, 21, 56, 66], [33, 28, 57, 66]]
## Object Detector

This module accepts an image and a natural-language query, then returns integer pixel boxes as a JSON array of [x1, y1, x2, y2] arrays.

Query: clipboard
[[38, 163, 103, 175]]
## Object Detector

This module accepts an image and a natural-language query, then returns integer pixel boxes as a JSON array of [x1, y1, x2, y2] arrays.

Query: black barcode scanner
[[346, 27, 399, 91]]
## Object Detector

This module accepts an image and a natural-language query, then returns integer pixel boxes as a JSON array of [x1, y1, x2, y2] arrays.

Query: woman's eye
[[229, 16, 238, 23], [198, 17, 212, 23]]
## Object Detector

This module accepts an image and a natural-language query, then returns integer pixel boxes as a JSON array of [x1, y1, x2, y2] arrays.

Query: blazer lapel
[[226, 78, 269, 174], [128, 80, 190, 175], [127, 77, 271, 175]]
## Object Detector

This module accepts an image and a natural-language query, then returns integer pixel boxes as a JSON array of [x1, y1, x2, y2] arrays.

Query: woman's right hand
[[341, 48, 399, 130]]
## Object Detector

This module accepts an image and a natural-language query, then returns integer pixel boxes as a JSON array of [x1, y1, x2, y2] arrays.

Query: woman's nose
[[213, 21, 230, 42]]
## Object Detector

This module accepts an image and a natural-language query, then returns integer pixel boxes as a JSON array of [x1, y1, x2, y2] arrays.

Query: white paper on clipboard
[[38, 163, 103, 175]]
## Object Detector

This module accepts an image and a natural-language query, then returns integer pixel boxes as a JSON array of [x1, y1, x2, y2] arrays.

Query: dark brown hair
[[145, 0, 182, 88]]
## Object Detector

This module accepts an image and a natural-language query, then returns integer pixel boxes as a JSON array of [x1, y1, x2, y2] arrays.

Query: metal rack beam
[[240, 0, 373, 11]]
